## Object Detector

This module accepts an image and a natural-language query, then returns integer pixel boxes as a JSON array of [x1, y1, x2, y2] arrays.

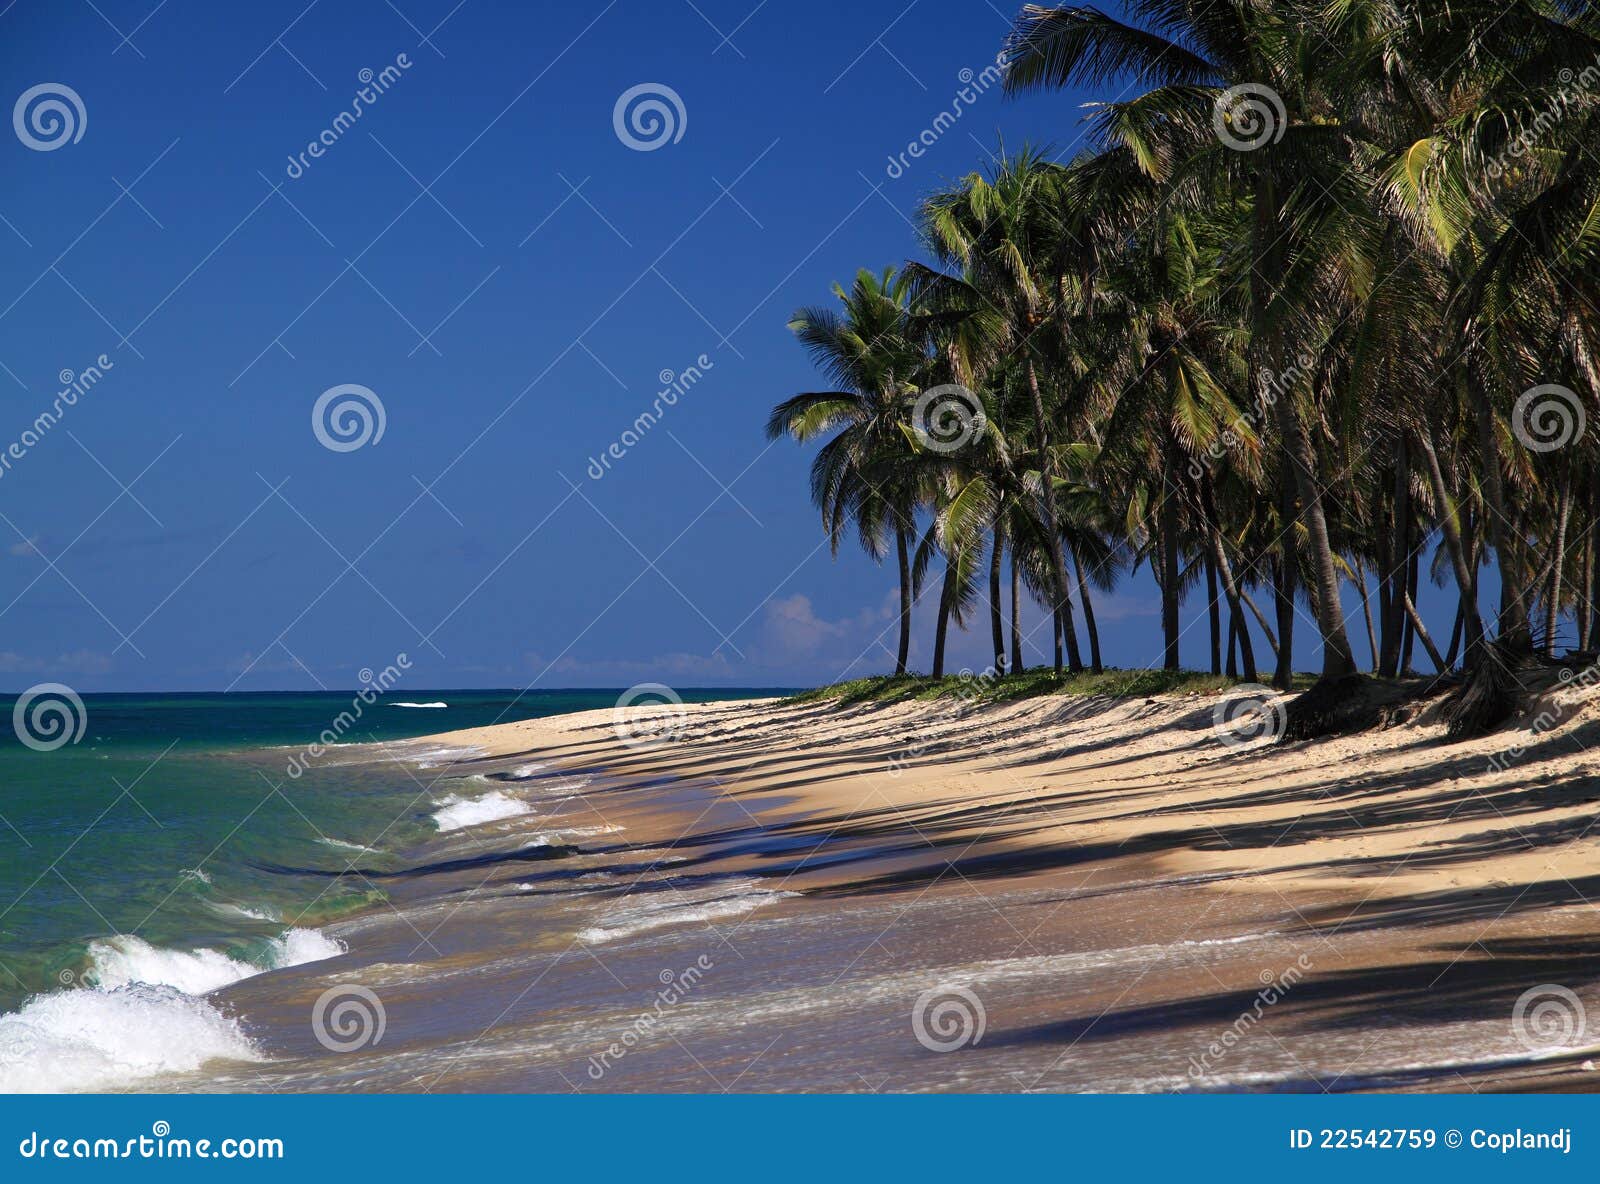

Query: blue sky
[[0, 1, 1456, 692]]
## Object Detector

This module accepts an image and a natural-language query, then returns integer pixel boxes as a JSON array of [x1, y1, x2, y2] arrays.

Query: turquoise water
[[0, 689, 781, 1014]]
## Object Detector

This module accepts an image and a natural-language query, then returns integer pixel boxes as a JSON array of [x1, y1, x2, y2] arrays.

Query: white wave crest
[[430, 790, 533, 832], [520, 824, 619, 848], [86, 928, 344, 995], [537, 776, 592, 794], [389, 701, 448, 709], [577, 879, 795, 944], [317, 836, 380, 855], [0, 985, 261, 1093], [204, 900, 280, 923]]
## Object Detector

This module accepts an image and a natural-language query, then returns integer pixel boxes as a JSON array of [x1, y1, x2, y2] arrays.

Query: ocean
[[0, 688, 777, 1090]]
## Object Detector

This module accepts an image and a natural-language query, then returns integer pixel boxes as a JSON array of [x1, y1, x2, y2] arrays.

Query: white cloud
[[759, 592, 896, 657], [0, 649, 113, 675]]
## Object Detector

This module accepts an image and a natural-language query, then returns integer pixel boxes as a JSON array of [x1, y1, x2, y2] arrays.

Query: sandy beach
[[132, 681, 1600, 1093]]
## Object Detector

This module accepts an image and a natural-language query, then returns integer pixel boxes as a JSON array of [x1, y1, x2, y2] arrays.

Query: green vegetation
[[770, 2, 1600, 737], [787, 667, 1245, 708]]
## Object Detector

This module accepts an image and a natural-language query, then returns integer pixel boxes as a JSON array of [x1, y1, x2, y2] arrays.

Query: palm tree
[[768, 267, 927, 673], [916, 149, 1087, 673], [770, 0, 1600, 745], [1004, 1, 1371, 703]]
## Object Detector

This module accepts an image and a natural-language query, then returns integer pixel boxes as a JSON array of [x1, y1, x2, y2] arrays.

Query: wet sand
[[163, 686, 1600, 1092]]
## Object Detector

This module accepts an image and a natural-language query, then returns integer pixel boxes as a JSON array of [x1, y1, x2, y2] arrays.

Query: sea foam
[[0, 984, 261, 1093], [431, 790, 533, 832], [0, 927, 341, 1092], [577, 878, 795, 944], [87, 929, 345, 994]]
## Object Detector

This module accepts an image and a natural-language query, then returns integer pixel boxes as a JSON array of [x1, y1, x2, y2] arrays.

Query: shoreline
[[22, 680, 1598, 1093], [301, 681, 1600, 1092]]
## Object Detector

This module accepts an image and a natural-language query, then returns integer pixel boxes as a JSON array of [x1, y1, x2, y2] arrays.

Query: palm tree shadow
[[983, 936, 1600, 1090]]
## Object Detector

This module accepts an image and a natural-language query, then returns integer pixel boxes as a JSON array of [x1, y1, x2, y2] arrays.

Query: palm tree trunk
[[1464, 367, 1531, 647], [1403, 589, 1447, 672], [1445, 597, 1465, 668], [1254, 178, 1354, 681], [1464, 511, 1485, 654], [895, 522, 912, 675], [1160, 435, 1182, 672], [1375, 554, 1393, 673], [1241, 592, 1280, 660], [1545, 466, 1573, 656], [1272, 472, 1297, 690], [1071, 542, 1102, 674], [1277, 406, 1355, 678], [1579, 524, 1594, 652], [1415, 427, 1485, 657], [1225, 609, 1239, 678], [932, 559, 955, 679], [1356, 558, 1379, 675], [1590, 471, 1600, 650], [1199, 473, 1255, 681], [988, 517, 1006, 674], [1379, 442, 1409, 677], [1400, 543, 1420, 673], [1205, 553, 1222, 675], [1024, 355, 1081, 672], [1009, 547, 1023, 674]]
